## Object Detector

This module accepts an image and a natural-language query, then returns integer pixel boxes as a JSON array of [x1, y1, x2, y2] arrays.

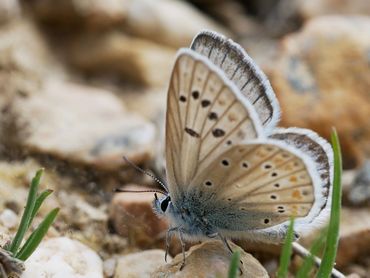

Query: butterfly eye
[[160, 196, 171, 212]]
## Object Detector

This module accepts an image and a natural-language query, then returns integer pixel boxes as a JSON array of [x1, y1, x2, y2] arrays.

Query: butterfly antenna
[[114, 188, 167, 195], [122, 156, 168, 191]]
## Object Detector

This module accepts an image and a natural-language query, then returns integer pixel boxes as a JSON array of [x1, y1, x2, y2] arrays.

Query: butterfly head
[[153, 193, 172, 216]]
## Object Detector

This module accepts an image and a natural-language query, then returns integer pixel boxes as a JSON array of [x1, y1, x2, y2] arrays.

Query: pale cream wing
[[269, 127, 333, 232], [165, 49, 263, 201], [190, 139, 326, 230], [191, 30, 280, 134]]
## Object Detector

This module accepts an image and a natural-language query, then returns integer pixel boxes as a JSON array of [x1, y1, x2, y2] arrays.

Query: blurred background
[[0, 0, 369, 277]]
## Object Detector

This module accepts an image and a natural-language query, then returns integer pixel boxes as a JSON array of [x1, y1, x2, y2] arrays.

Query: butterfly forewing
[[191, 31, 280, 134], [190, 140, 322, 230], [165, 49, 263, 201]]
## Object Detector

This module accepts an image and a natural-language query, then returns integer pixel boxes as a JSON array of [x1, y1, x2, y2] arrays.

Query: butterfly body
[[155, 193, 219, 241], [151, 30, 333, 265]]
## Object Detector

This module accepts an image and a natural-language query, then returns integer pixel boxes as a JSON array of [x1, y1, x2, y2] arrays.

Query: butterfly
[[148, 30, 333, 269]]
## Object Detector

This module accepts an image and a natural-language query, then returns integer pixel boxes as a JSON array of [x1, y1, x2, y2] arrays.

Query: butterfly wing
[[269, 127, 333, 232], [165, 49, 263, 202], [190, 30, 280, 134], [188, 133, 332, 241]]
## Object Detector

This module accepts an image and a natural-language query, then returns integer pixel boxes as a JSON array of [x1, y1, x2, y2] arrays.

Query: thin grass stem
[[7, 169, 44, 254], [317, 129, 342, 277], [277, 217, 295, 278]]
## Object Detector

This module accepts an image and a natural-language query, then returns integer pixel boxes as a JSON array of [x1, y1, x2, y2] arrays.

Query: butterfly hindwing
[[191, 30, 280, 134], [165, 49, 263, 201], [190, 137, 330, 234], [269, 127, 333, 233]]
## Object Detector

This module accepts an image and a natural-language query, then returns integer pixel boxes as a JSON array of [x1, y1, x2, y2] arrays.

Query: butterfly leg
[[219, 235, 244, 274], [219, 234, 234, 254], [165, 227, 178, 262], [178, 230, 186, 271]]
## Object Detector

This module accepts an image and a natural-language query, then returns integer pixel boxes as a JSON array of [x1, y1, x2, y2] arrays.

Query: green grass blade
[[277, 217, 295, 278], [15, 208, 59, 261], [296, 227, 327, 278], [317, 129, 342, 277], [7, 169, 44, 254], [28, 189, 53, 228], [228, 250, 240, 278]]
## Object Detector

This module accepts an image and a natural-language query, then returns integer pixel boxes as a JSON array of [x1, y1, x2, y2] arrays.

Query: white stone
[[114, 249, 169, 278], [22, 237, 103, 278], [103, 257, 117, 277], [0, 209, 18, 229]]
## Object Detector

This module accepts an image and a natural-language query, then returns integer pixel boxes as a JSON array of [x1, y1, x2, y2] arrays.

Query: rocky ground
[[0, 0, 369, 277]]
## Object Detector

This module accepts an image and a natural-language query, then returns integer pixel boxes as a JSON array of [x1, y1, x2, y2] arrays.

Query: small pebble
[[115, 249, 169, 278], [0, 209, 18, 229]]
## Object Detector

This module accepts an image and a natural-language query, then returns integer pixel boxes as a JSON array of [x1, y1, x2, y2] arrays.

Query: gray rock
[[67, 33, 175, 87], [348, 160, 370, 205], [110, 185, 169, 248], [299, 0, 370, 19], [269, 15, 370, 169], [125, 0, 229, 48], [25, 0, 128, 30], [12, 80, 156, 171]]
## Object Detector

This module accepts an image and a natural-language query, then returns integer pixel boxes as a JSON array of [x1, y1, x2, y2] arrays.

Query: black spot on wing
[[192, 91, 199, 99], [204, 180, 213, 186], [185, 127, 200, 138], [221, 159, 229, 166], [201, 100, 211, 107], [208, 112, 218, 120], [212, 128, 225, 137]]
